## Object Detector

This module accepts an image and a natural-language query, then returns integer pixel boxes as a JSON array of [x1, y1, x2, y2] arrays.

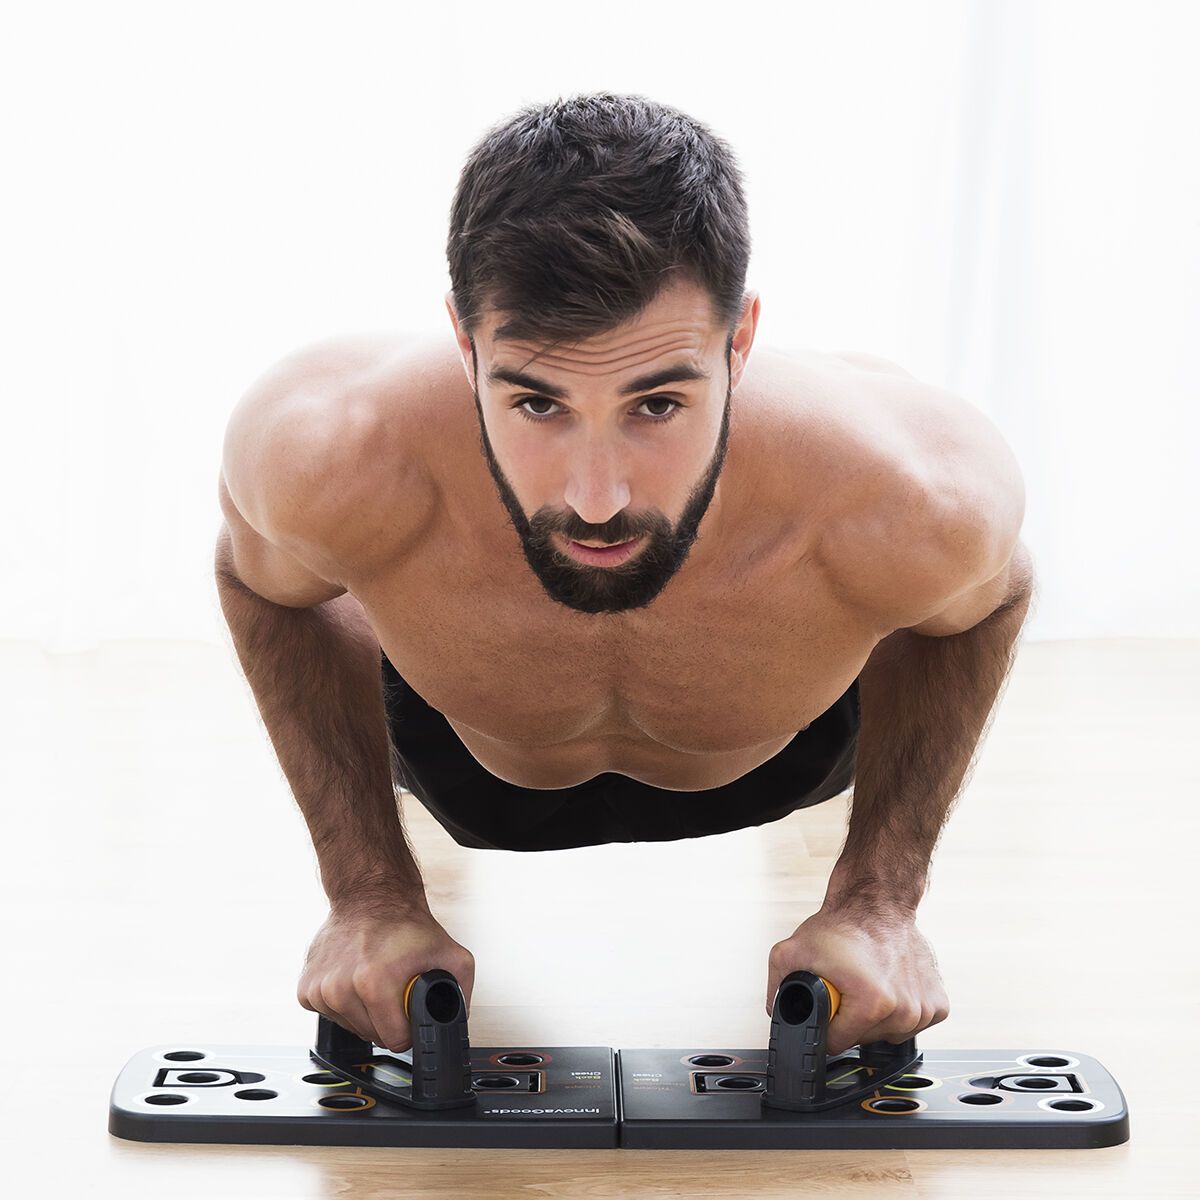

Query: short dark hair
[[446, 92, 751, 353]]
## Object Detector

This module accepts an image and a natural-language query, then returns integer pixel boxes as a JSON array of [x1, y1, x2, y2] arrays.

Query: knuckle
[[356, 981, 384, 1007], [866, 993, 897, 1023], [353, 972, 386, 1004], [365, 975, 408, 1008], [321, 976, 354, 1010], [377, 1021, 412, 1052]]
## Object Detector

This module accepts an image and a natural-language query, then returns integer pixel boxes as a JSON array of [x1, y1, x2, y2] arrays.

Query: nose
[[563, 444, 632, 528]]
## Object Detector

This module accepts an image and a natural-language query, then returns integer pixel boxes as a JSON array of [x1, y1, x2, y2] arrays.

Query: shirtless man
[[215, 94, 1034, 1062]]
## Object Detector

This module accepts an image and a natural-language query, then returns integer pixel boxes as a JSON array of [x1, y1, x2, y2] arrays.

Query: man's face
[[448, 278, 760, 615]]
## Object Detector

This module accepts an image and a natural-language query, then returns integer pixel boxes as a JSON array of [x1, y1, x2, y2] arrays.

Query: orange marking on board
[[403, 974, 420, 1017], [819, 976, 842, 1019]]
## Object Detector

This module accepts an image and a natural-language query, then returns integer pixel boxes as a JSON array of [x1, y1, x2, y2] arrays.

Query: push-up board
[[616, 1046, 1127, 1148], [107, 1042, 619, 1148], [108, 970, 1129, 1150]]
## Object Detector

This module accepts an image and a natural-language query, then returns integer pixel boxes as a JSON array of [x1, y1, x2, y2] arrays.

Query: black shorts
[[381, 648, 860, 852]]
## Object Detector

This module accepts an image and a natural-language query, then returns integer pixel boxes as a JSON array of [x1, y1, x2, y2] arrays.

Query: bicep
[[217, 473, 347, 607], [827, 473, 1030, 638], [217, 380, 349, 608], [904, 538, 1035, 636]]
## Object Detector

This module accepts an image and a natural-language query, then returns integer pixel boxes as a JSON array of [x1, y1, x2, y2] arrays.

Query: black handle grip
[[763, 970, 921, 1112], [404, 969, 474, 1107], [311, 968, 474, 1111]]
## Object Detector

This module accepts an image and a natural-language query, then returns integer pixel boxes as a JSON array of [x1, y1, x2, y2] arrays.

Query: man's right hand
[[297, 900, 476, 1053]]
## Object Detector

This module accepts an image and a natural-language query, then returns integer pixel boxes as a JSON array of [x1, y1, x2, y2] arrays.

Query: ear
[[444, 291, 476, 390], [729, 288, 761, 392]]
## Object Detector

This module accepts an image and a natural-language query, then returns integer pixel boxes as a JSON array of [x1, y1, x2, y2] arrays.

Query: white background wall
[[2, 0, 1196, 649]]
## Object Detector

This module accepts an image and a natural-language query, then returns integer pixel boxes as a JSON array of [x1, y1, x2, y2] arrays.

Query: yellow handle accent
[[819, 976, 841, 1019], [403, 974, 420, 1018]]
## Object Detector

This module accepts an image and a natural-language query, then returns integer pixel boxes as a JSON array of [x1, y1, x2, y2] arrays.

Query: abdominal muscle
[[440, 719, 808, 792]]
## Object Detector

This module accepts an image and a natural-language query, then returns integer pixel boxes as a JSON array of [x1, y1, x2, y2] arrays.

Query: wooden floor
[[1, 637, 1195, 1197]]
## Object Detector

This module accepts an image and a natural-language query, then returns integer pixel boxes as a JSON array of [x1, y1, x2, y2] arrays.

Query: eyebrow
[[485, 362, 711, 400]]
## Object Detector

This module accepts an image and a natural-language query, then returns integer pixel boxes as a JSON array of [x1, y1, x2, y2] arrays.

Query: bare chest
[[354, 526, 877, 790], [332, 337, 900, 790]]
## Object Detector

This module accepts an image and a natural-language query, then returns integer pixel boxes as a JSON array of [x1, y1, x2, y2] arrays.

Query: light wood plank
[[0, 638, 1193, 1195]]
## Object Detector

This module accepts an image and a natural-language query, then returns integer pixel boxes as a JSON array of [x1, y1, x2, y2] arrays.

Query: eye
[[515, 396, 560, 419], [639, 395, 680, 420], [511, 395, 684, 423]]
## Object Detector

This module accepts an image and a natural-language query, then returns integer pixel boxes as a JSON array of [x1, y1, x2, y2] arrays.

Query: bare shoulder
[[826, 357, 1025, 631], [752, 346, 1026, 631], [220, 331, 441, 579], [827, 349, 917, 378]]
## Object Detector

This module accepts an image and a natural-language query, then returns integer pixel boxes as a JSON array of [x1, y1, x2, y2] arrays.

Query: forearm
[[824, 585, 1033, 917], [215, 568, 428, 913]]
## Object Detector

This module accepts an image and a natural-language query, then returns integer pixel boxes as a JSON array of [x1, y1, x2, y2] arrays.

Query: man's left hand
[[765, 906, 950, 1055]]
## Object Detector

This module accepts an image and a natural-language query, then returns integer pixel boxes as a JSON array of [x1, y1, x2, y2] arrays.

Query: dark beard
[[469, 342, 732, 614]]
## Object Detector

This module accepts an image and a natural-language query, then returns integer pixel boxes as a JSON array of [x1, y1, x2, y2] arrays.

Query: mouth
[[559, 533, 645, 567]]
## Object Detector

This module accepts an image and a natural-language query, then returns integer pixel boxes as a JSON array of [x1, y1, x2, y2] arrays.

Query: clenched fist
[[298, 901, 476, 1053], [765, 906, 950, 1055]]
